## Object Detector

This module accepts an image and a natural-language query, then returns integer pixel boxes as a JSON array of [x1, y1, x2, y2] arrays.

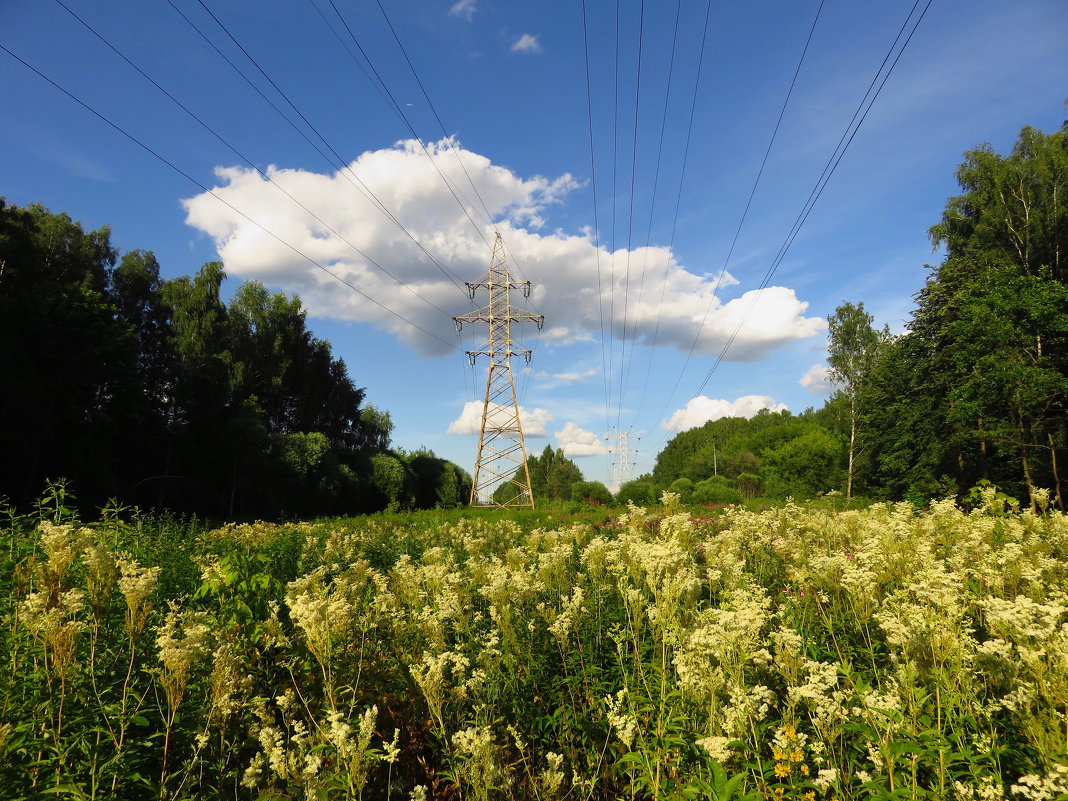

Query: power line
[[318, 0, 494, 253], [648, 0, 934, 454], [0, 41, 459, 353], [754, 0, 932, 297], [168, 0, 468, 295], [373, 0, 497, 229], [608, 0, 622, 426], [634, 0, 684, 300], [315, 0, 548, 301], [626, 0, 683, 415], [650, 0, 826, 436], [360, 0, 543, 313], [191, 0, 470, 293], [581, 0, 612, 440], [634, 0, 714, 416], [172, 0, 490, 419], [55, 0, 458, 321], [616, 0, 647, 433]]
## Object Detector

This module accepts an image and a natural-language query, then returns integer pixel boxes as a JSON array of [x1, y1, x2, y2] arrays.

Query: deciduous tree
[[827, 301, 888, 499]]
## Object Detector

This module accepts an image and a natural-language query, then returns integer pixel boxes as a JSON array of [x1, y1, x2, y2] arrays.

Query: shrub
[[615, 479, 657, 506], [691, 477, 742, 505], [570, 480, 613, 506], [668, 477, 694, 502]]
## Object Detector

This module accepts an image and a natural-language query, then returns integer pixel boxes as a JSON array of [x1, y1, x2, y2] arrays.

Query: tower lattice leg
[[469, 363, 534, 507]]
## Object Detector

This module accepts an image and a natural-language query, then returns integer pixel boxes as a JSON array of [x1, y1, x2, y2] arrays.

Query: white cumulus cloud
[[511, 34, 542, 53], [447, 400, 552, 437], [800, 364, 835, 395], [555, 422, 609, 456], [533, 366, 599, 388], [664, 395, 788, 432], [449, 0, 476, 21], [181, 138, 823, 361], [553, 369, 597, 382]]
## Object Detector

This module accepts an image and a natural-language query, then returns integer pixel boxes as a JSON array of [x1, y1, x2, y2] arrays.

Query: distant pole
[[454, 233, 544, 508], [713, 438, 717, 476]]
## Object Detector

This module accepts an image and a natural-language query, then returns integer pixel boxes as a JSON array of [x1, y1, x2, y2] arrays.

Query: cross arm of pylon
[[453, 309, 544, 330], [463, 348, 534, 365], [511, 311, 545, 327], [453, 307, 490, 328], [464, 279, 532, 295]]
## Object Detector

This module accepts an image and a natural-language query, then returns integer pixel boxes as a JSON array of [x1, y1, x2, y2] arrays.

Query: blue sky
[[3, 0, 1067, 487]]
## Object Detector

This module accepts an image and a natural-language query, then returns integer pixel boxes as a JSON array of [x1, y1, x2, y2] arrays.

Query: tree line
[[0, 201, 469, 518], [4, 120, 1064, 516], [646, 122, 1067, 510]]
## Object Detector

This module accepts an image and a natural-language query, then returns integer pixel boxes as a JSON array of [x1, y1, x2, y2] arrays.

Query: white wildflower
[[814, 767, 838, 792], [1011, 764, 1068, 800], [696, 735, 732, 762], [540, 751, 566, 797], [605, 689, 637, 749]]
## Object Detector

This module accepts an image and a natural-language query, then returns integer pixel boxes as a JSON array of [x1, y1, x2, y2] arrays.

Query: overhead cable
[[651, 0, 827, 435], [581, 0, 613, 439], [0, 42, 459, 353], [56, 0, 458, 320], [634, 0, 714, 416], [648, 0, 934, 453], [318, 0, 494, 253], [193, 0, 470, 292], [616, 0, 647, 430]]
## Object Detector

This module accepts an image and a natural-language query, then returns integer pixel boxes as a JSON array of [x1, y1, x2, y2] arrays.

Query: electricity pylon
[[454, 233, 544, 507], [606, 427, 640, 489]]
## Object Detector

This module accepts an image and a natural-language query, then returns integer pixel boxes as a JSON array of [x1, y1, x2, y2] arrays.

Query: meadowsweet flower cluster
[[3, 493, 1067, 798]]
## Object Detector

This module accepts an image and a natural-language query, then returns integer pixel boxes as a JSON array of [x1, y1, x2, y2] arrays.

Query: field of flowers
[[2, 486, 1067, 800]]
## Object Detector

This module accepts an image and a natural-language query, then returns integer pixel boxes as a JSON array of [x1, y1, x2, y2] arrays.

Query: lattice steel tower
[[607, 427, 641, 489], [454, 233, 544, 507]]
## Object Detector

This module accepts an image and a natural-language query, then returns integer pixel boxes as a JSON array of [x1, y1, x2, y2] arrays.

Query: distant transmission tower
[[454, 233, 544, 507], [607, 427, 640, 488]]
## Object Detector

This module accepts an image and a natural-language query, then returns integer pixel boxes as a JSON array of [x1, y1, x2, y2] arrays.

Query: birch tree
[[827, 301, 888, 499]]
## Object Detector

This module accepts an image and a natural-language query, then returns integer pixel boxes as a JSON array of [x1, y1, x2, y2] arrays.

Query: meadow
[[2, 484, 1067, 800]]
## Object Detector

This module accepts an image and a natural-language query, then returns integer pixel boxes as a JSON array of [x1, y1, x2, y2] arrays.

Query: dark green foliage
[[724, 449, 760, 479], [667, 477, 694, 502], [521, 445, 585, 504], [615, 479, 657, 506], [761, 428, 845, 499], [863, 124, 1068, 508], [405, 448, 471, 509], [0, 200, 467, 519], [733, 472, 762, 500], [0, 202, 139, 507], [570, 480, 613, 506], [651, 410, 846, 501], [690, 476, 742, 505]]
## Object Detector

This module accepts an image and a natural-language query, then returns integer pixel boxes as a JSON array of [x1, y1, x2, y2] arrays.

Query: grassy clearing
[[1, 487, 1066, 800]]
